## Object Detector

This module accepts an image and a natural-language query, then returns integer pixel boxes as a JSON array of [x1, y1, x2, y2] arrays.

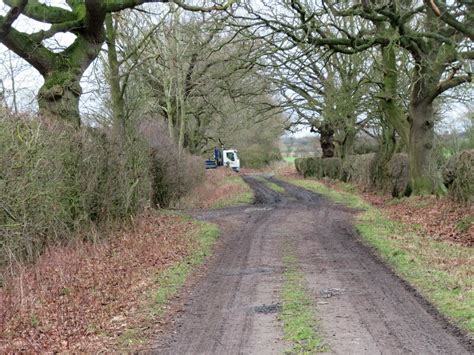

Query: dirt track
[[151, 176, 471, 354]]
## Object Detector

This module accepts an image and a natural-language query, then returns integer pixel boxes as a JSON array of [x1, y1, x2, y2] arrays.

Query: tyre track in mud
[[150, 176, 471, 354]]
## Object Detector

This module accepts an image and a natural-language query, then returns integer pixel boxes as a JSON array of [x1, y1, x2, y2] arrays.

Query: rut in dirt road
[[150, 176, 471, 355]]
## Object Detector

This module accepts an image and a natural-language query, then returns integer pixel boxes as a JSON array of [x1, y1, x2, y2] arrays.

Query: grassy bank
[[281, 177, 474, 336], [280, 244, 327, 353]]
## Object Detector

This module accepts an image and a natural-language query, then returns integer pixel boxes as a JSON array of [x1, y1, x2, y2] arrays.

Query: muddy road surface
[[151, 176, 471, 354]]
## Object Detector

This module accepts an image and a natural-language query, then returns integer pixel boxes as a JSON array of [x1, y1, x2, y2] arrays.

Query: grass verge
[[152, 221, 219, 314], [254, 175, 286, 193], [280, 246, 328, 353], [117, 220, 219, 349], [281, 176, 474, 336]]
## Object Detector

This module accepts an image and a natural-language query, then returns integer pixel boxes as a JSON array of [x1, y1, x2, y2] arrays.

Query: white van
[[222, 149, 240, 172]]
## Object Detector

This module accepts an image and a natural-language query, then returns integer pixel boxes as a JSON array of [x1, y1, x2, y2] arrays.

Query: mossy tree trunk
[[319, 123, 335, 158], [339, 128, 356, 160], [37, 66, 86, 127], [407, 90, 440, 195], [403, 11, 465, 195], [36, 45, 103, 126], [373, 6, 470, 195], [0, 1, 107, 126], [371, 36, 407, 192], [378, 42, 409, 147], [372, 124, 397, 191]]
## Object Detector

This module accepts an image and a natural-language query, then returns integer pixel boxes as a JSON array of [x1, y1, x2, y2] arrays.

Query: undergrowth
[[282, 176, 474, 336], [0, 212, 217, 352]]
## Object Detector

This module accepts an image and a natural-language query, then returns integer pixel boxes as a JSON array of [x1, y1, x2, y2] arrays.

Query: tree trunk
[[371, 124, 397, 192], [105, 14, 126, 137], [165, 89, 175, 141], [371, 41, 406, 194], [38, 70, 82, 126], [339, 129, 356, 160], [8, 51, 18, 113], [377, 26, 409, 147], [319, 123, 335, 158], [177, 100, 186, 152], [407, 99, 443, 195]]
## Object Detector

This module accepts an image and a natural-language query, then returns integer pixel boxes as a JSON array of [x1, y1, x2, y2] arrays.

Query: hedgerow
[[0, 114, 203, 269]]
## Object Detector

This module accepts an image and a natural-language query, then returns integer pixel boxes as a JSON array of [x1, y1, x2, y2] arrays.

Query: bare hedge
[[386, 153, 410, 197], [141, 121, 204, 207], [295, 157, 342, 179], [0, 115, 203, 267]]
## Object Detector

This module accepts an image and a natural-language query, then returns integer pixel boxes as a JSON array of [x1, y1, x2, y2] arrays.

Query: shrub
[[239, 143, 282, 168], [387, 153, 409, 197], [305, 157, 323, 178], [295, 157, 306, 175], [443, 150, 474, 204], [295, 157, 323, 178]]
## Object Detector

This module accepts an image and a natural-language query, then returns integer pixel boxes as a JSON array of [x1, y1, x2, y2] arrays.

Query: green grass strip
[[254, 175, 286, 193], [280, 251, 328, 353], [282, 177, 474, 336]]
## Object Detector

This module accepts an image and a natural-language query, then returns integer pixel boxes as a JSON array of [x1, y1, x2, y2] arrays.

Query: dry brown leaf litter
[[0, 211, 200, 352]]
